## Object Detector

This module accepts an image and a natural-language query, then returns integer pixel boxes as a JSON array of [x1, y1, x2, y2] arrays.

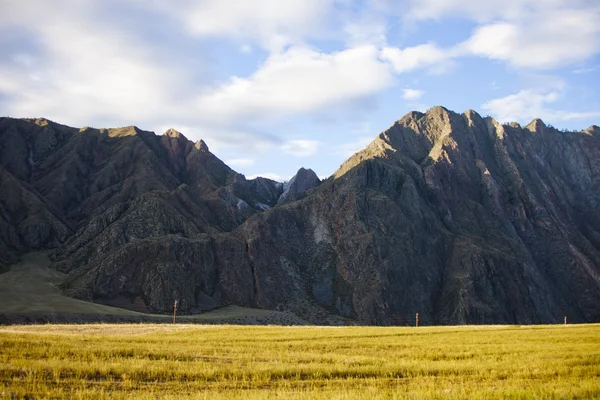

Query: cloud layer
[[195, 45, 394, 123], [483, 89, 600, 123]]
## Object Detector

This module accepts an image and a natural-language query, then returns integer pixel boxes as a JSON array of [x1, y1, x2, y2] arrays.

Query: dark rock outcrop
[[278, 167, 321, 204], [1, 108, 599, 325]]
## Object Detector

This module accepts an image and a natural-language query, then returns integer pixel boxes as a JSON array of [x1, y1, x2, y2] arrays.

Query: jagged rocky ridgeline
[[0, 107, 599, 325]]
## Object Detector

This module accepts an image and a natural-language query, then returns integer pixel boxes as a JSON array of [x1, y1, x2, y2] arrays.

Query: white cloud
[[572, 66, 597, 74], [557, 111, 600, 120], [394, 0, 600, 69], [195, 45, 395, 122], [0, 1, 186, 127], [402, 88, 424, 100], [381, 43, 452, 73], [178, 0, 334, 50], [11, 53, 35, 68], [281, 140, 320, 157], [462, 10, 600, 69], [343, 12, 387, 47], [401, 0, 594, 23], [463, 23, 518, 61], [482, 90, 559, 122], [225, 158, 255, 168], [239, 44, 253, 54], [381, 1, 600, 71], [482, 89, 600, 123]]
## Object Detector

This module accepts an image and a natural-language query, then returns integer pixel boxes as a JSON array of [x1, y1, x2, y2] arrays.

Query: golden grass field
[[0, 324, 599, 399]]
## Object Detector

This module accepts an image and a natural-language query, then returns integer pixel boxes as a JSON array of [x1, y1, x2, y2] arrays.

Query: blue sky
[[1, 0, 599, 181]]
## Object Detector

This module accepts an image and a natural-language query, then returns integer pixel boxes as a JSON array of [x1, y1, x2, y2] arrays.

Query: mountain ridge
[[0, 107, 598, 325]]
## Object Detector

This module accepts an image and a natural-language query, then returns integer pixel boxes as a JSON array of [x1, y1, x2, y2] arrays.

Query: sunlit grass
[[1, 324, 599, 399]]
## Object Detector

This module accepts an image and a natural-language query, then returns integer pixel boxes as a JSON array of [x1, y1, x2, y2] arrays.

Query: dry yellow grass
[[1, 323, 599, 399]]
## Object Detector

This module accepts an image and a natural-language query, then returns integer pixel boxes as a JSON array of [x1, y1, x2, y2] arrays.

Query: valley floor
[[0, 324, 598, 399], [0, 252, 305, 325]]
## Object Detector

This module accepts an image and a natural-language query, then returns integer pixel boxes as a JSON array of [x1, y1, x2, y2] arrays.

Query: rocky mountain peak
[[33, 117, 52, 127], [585, 125, 600, 137], [337, 106, 466, 174], [398, 110, 425, 125], [425, 105, 453, 119], [278, 167, 321, 204], [107, 125, 142, 137], [525, 118, 547, 133], [395, 106, 455, 129], [163, 128, 187, 140], [195, 139, 209, 152], [462, 109, 489, 131]]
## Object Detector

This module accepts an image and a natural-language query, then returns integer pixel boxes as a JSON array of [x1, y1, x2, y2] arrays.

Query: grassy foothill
[[0, 324, 599, 399]]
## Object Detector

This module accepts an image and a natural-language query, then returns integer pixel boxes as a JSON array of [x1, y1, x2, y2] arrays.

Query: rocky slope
[[1, 108, 599, 325], [0, 117, 283, 275]]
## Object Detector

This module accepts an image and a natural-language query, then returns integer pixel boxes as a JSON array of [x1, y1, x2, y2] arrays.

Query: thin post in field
[[173, 300, 178, 324]]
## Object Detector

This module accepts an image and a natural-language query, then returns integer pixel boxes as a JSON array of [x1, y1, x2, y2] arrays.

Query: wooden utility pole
[[564, 316, 567, 325], [415, 313, 419, 328], [173, 300, 178, 324]]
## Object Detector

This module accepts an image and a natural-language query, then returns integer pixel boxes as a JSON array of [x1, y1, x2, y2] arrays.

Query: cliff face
[[238, 108, 600, 324], [0, 117, 283, 300], [1, 108, 599, 324]]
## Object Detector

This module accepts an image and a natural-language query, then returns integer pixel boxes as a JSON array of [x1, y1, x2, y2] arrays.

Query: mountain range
[[1, 106, 599, 325]]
